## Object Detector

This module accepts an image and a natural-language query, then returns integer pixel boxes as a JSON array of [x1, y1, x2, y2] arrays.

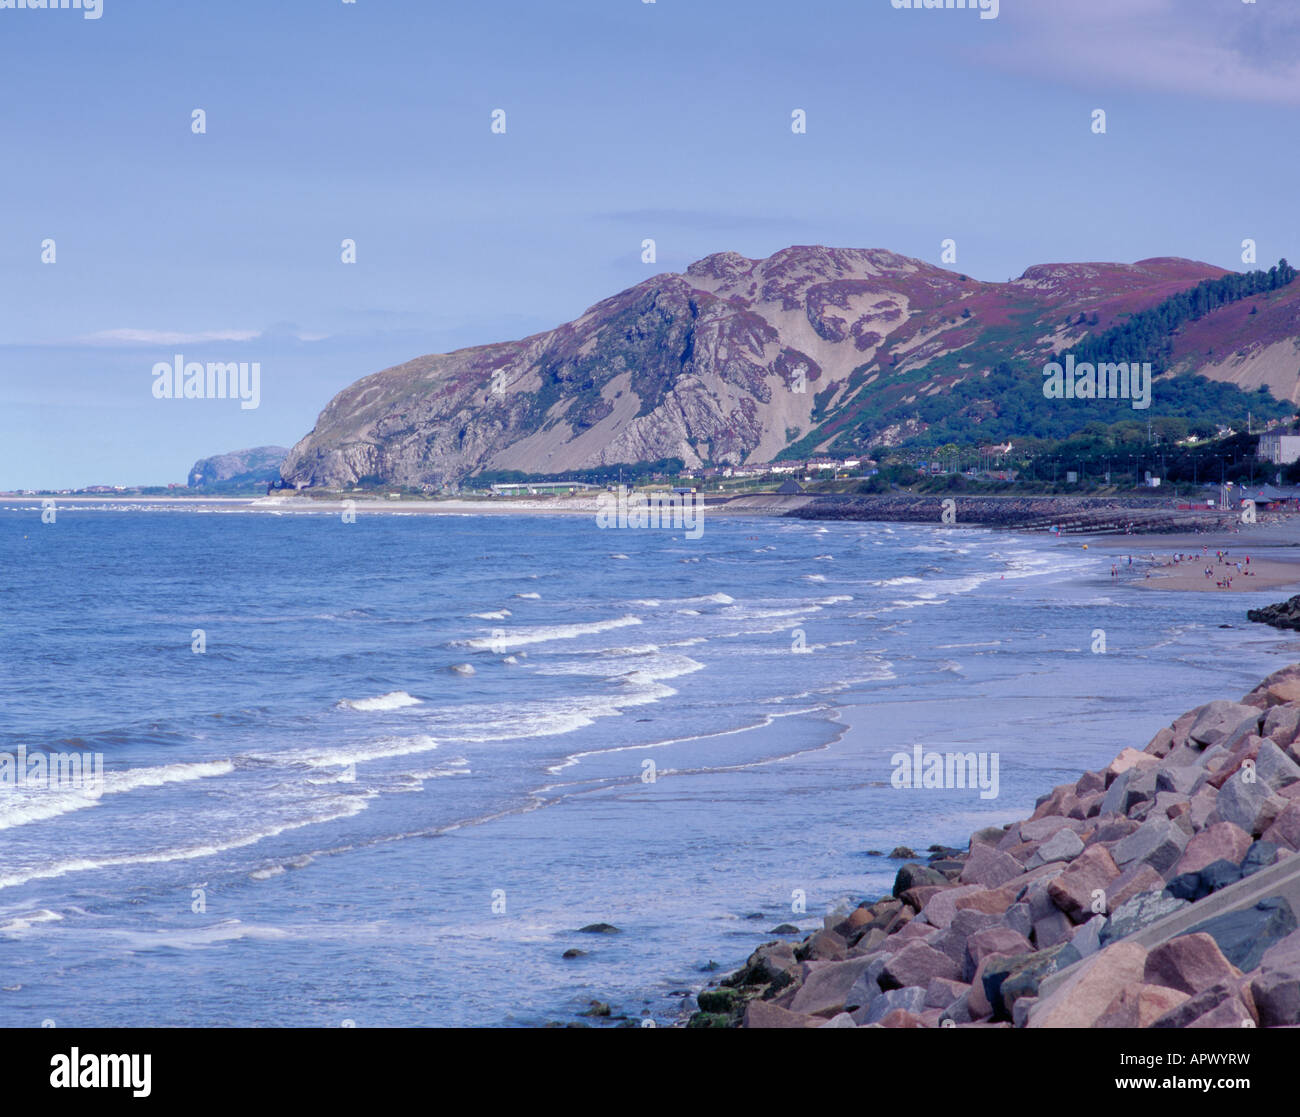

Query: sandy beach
[[1086, 520, 1300, 594]]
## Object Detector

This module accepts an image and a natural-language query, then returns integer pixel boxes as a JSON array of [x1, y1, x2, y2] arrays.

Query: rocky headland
[[691, 664, 1300, 1029]]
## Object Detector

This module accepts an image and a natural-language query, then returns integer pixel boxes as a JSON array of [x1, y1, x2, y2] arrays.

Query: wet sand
[[1086, 518, 1300, 593]]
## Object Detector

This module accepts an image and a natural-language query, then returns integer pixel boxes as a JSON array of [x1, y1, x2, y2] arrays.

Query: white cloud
[[982, 1, 1300, 105], [76, 328, 264, 346]]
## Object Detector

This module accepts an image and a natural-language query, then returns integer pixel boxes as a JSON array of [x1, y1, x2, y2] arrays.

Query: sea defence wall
[[691, 664, 1300, 1029], [749, 493, 1233, 534]]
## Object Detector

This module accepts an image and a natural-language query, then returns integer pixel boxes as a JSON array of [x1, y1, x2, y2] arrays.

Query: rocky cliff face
[[188, 446, 289, 490], [281, 246, 1277, 489]]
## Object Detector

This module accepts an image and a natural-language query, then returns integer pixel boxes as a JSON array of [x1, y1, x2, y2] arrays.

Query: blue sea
[[1, 505, 1296, 1026]]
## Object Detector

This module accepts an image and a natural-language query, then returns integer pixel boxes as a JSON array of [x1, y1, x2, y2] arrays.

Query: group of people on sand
[[1198, 548, 1254, 588], [1127, 544, 1260, 589]]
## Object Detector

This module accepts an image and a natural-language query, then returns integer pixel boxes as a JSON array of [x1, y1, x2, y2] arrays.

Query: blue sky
[[3, 0, 1299, 488]]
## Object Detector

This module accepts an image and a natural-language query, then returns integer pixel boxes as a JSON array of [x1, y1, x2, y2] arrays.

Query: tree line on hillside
[[1067, 259, 1297, 375]]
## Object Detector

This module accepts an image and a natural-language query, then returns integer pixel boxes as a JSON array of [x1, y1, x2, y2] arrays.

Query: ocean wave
[[339, 691, 422, 712], [0, 760, 235, 833], [0, 794, 375, 893], [461, 615, 643, 651], [297, 734, 440, 770]]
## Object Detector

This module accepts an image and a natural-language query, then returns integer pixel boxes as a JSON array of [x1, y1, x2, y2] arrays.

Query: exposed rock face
[[280, 246, 1232, 489], [187, 446, 289, 490]]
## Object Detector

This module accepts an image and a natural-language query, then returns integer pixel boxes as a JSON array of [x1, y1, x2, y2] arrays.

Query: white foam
[[0, 760, 235, 833], [0, 909, 62, 934], [298, 734, 440, 769], [461, 615, 642, 651], [339, 690, 422, 712]]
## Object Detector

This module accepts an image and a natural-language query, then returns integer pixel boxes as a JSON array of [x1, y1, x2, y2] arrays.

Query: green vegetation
[[1068, 260, 1297, 376], [471, 458, 687, 488]]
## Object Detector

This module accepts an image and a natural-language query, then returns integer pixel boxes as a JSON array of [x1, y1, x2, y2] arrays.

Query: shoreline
[[15, 493, 1300, 599], [689, 664, 1300, 1029]]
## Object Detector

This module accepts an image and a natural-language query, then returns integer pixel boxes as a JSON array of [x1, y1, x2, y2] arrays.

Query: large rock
[[958, 844, 1024, 889], [860, 985, 927, 1025], [1047, 845, 1120, 923], [1150, 981, 1251, 1028], [730, 941, 797, 986], [1110, 816, 1190, 876], [1025, 941, 1149, 1028], [1108, 863, 1167, 910], [892, 862, 948, 897], [1142, 932, 1241, 995], [1251, 969, 1300, 1027], [1025, 827, 1084, 869], [1187, 701, 1262, 748], [1095, 983, 1190, 1028], [1211, 769, 1286, 837], [1099, 891, 1189, 946], [1019, 816, 1082, 843], [1104, 747, 1157, 784], [1264, 703, 1300, 748], [985, 942, 1081, 1021], [963, 927, 1033, 983], [1257, 739, 1300, 792], [928, 909, 1005, 966], [1243, 840, 1282, 875], [919, 885, 988, 929], [743, 1000, 824, 1028], [1155, 764, 1200, 797], [787, 956, 877, 1017], [1166, 858, 1243, 902], [1264, 804, 1300, 851], [880, 941, 962, 990], [1186, 897, 1298, 971], [1172, 821, 1252, 877]]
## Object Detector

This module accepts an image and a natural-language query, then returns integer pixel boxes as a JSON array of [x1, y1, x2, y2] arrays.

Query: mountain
[[280, 246, 1300, 489], [188, 446, 289, 491]]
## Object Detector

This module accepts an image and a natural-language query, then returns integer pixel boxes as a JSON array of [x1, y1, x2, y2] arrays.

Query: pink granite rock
[[1095, 983, 1190, 1028], [964, 927, 1033, 982], [880, 941, 962, 990], [958, 844, 1025, 889], [1262, 802, 1300, 851], [1264, 704, 1300, 748], [924, 977, 970, 1011], [1047, 845, 1120, 923], [1142, 932, 1242, 995], [919, 885, 987, 929], [1143, 727, 1176, 758], [1026, 941, 1149, 1028], [743, 1000, 824, 1028], [1172, 821, 1252, 877]]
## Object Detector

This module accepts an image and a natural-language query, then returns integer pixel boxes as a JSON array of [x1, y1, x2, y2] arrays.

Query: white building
[[1258, 431, 1300, 466]]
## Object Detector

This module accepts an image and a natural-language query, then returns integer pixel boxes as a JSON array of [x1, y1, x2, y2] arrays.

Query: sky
[[3, 0, 1299, 489]]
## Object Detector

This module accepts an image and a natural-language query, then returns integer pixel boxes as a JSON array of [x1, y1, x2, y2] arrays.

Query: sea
[[1, 505, 1297, 1026]]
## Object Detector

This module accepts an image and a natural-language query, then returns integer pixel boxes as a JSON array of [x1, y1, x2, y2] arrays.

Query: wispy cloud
[[981, 1, 1300, 105], [75, 328, 265, 347]]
